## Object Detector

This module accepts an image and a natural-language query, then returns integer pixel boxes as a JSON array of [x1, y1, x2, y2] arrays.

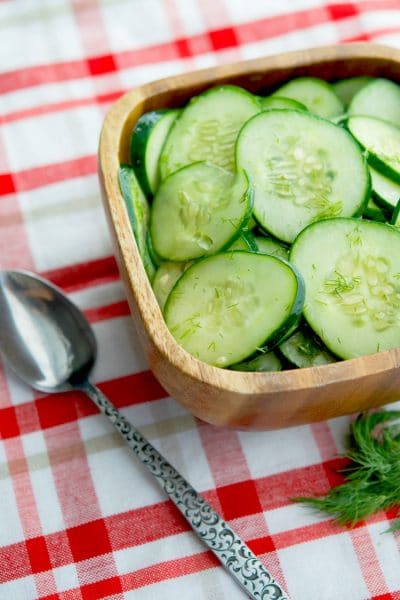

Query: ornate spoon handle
[[81, 381, 290, 600]]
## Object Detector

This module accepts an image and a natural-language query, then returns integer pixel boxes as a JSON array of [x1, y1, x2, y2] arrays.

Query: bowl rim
[[98, 42, 400, 396]]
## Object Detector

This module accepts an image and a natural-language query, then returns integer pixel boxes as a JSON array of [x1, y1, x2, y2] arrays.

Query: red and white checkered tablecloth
[[1, 1, 400, 598]]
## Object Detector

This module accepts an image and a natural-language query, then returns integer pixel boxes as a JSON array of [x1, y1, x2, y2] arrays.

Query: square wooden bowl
[[99, 43, 400, 430]]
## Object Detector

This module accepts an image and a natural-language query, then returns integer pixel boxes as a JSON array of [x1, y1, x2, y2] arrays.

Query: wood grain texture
[[99, 43, 400, 430]]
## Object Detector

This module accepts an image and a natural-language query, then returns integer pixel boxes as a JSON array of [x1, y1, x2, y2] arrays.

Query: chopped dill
[[323, 270, 361, 297], [293, 410, 400, 533]]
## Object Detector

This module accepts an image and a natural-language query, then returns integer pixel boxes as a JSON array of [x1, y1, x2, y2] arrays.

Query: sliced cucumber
[[370, 166, 400, 211], [271, 77, 344, 118], [228, 229, 258, 251], [131, 109, 179, 195], [254, 235, 289, 260], [363, 197, 389, 223], [159, 85, 259, 179], [118, 165, 156, 280], [164, 251, 305, 367], [391, 199, 400, 227], [237, 110, 370, 243], [279, 327, 336, 368], [150, 163, 252, 261], [259, 96, 307, 111], [247, 215, 257, 230], [152, 261, 188, 310], [348, 78, 400, 127], [347, 116, 400, 183], [290, 218, 400, 359], [230, 351, 282, 372], [333, 76, 373, 109]]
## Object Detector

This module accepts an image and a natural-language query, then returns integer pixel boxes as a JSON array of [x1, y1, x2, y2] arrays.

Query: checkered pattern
[[1, 1, 400, 598]]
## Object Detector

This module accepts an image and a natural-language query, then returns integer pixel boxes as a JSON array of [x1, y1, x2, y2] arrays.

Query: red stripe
[[83, 300, 130, 323], [342, 25, 400, 42], [3, 437, 58, 596], [350, 527, 391, 596], [0, 134, 35, 273], [1, 2, 399, 95], [43, 415, 122, 591], [2, 155, 97, 195], [1, 90, 124, 125], [120, 551, 219, 591], [40, 255, 119, 293], [0, 173, 15, 194], [0, 371, 166, 440]]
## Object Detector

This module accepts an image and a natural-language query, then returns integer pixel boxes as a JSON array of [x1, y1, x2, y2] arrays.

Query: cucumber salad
[[119, 75, 400, 370]]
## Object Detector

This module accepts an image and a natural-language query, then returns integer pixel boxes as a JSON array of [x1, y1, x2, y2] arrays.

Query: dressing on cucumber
[[150, 162, 252, 261], [120, 76, 400, 371], [237, 109, 370, 243], [159, 85, 259, 179], [290, 218, 400, 359], [164, 251, 305, 367]]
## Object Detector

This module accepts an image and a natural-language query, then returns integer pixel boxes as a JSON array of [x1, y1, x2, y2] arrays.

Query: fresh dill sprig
[[293, 410, 400, 532]]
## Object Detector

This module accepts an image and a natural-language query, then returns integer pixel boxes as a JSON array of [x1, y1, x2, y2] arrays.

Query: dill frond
[[293, 410, 400, 532]]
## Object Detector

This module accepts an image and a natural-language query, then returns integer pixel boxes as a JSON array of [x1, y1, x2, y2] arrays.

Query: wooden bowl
[[99, 43, 400, 430]]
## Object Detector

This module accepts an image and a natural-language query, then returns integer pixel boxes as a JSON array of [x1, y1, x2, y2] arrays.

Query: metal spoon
[[0, 270, 289, 600]]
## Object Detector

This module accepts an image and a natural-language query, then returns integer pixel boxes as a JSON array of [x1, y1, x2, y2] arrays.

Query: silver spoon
[[0, 269, 289, 600]]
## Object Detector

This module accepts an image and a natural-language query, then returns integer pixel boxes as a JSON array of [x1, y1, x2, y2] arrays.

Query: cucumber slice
[[333, 76, 373, 109], [160, 85, 259, 179], [237, 110, 370, 243], [118, 165, 156, 280], [247, 216, 257, 230], [164, 251, 305, 367], [150, 162, 252, 261], [254, 235, 289, 260], [347, 116, 400, 183], [271, 77, 344, 118], [348, 78, 400, 127], [279, 327, 336, 368], [152, 261, 188, 310], [363, 197, 389, 223], [228, 230, 258, 251], [370, 166, 400, 211], [230, 351, 282, 372], [131, 109, 179, 195], [290, 218, 400, 359], [259, 96, 307, 111], [391, 199, 400, 227]]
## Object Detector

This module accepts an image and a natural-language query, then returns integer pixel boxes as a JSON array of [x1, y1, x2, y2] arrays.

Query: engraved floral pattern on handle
[[82, 381, 290, 600]]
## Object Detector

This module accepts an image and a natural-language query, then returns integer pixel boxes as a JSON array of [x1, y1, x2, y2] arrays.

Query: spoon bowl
[[0, 270, 95, 392]]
